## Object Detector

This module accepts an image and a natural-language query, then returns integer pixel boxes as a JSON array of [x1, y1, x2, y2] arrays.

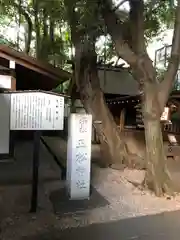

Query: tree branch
[[64, 0, 79, 44], [158, 0, 180, 111], [129, 0, 145, 54], [98, 0, 138, 67], [99, 0, 156, 85]]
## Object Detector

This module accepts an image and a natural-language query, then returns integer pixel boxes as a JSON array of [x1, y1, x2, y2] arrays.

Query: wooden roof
[[0, 45, 71, 90], [107, 91, 180, 107]]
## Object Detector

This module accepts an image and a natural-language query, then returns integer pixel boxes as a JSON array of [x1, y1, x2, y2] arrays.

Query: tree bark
[[64, 1, 129, 166], [75, 40, 128, 166], [24, 14, 33, 54], [129, 0, 145, 54], [87, 86, 128, 167], [99, 0, 180, 195], [41, 8, 49, 60], [50, 18, 55, 44], [143, 82, 173, 196], [33, 0, 41, 59], [50, 17, 55, 59], [43, 8, 48, 38]]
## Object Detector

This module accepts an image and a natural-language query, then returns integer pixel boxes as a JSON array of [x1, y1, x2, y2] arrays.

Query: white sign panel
[[160, 107, 169, 121], [9, 60, 15, 69], [0, 75, 12, 89], [0, 94, 10, 154], [67, 114, 92, 200], [10, 92, 64, 130]]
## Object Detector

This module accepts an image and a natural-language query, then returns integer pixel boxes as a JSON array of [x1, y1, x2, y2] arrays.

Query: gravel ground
[[53, 166, 180, 228], [1, 165, 180, 239]]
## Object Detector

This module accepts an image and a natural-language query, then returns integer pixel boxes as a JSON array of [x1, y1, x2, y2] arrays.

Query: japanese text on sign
[[66, 114, 92, 200], [10, 92, 64, 130]]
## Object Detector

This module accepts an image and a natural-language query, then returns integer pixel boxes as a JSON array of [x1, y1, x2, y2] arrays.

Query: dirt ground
[[1, 167, 180, 240], [1, 139, 180, 239]]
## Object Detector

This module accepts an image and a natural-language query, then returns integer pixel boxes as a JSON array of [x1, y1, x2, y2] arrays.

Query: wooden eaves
[[0, 44, 71, 83]]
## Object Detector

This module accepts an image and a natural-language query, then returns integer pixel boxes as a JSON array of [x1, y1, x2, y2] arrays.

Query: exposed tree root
[[143, 171, 175, 197]]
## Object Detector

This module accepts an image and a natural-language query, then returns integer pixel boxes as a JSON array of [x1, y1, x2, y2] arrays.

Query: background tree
[[0, 0, 70, 66]]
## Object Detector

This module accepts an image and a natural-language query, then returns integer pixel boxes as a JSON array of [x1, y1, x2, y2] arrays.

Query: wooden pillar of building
[[0, 60, 16, 91], [9, 60, 16, 91], [9, 61, 16, 158], [119, 108, 125, 132]]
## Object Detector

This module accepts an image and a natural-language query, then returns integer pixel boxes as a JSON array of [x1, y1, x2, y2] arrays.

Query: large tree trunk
[[85, 84, 128, 167], [143, 83, 173, 196], [65, 0, 137, 168], [97, 0, 180, 195], [75, 41, 128, 167]]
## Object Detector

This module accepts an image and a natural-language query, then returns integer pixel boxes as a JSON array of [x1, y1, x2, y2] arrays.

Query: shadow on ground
[[0, 141, 61, 185], [49, 186, 109, 214], [21, 210, 180, 240]]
